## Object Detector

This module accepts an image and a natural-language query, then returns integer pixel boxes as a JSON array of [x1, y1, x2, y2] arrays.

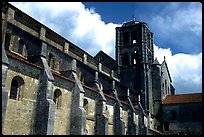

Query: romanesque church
[[2, 2, 202, 135]]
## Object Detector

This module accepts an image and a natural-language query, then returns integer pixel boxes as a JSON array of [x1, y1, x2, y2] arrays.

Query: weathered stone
[[33, 42, 55, 135], [69, 59, 86, 135]]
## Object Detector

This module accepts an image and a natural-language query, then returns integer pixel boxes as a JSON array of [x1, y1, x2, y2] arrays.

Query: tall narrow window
[[10, 79, 18, 100], [53, 89, 62, 109], [131, 50, 138, 65], [131, 31, 137, 44], [124, 32, 129, 44], [122, 52, 130, 65], [9, 76, 24, 100], [171, 110, 177, 120]]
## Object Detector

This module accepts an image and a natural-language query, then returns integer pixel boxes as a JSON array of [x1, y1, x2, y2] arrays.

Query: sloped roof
[[162, 59, 172, 82], [162, 93, 202, 104]]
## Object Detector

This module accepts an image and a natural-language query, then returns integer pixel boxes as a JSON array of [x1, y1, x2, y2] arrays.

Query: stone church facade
[[2, 2, 175, 135]]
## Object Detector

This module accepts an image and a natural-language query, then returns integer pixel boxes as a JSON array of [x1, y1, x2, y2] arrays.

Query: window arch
[[53, 89, 62, 109], [171, 110, 177, 120], [9, 76, 24, 100]]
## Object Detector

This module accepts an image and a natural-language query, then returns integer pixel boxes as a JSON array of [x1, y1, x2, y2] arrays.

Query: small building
[[162, 93, 202, 135]]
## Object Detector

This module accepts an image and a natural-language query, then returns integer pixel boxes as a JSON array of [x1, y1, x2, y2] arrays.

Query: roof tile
[[162, 93, 202, 104]]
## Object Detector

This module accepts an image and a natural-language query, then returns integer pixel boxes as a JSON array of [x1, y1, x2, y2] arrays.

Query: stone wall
[[3, 68, 39, 135]]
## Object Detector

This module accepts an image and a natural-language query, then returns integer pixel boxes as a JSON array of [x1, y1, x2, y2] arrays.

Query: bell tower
[[115, 20, 154, 134]]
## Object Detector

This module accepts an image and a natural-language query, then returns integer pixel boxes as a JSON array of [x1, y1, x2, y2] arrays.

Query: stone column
[[69, 59, 86, 135], [112, 81, 125, 135], [126, 89, 137, 135], [93, 71, 108, 135], [2, 3, 9, 131], [33, 42, 56, 135]]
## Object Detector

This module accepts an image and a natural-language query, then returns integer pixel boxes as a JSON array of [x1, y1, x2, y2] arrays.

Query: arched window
[[53, 89, 62, 109], [83, 99, 88, 113], [171, 110, 177, 120], [122, 52, 130, 65], [9, 76, 24, 100]]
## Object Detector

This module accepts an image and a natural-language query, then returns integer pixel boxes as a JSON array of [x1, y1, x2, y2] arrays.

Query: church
[[2, 2, 201, 135]]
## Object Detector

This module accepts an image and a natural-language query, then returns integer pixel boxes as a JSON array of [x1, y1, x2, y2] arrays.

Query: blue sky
[[10, 2, 202, 95], [83, 2, 202, 55]]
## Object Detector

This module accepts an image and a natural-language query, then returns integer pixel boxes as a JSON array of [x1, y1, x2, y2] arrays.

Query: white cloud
[[151, 2, 202, 37], [154, 44, 202, 94]]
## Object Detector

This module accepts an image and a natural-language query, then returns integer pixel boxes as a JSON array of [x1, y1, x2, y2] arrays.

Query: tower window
[[53, 89, 62, 109], [122, 52, 130, 65], [9, 76, 24, 100], [131, 30, 137, 44], [131, 50, 138, 65], [124, 32, 129, 44]]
